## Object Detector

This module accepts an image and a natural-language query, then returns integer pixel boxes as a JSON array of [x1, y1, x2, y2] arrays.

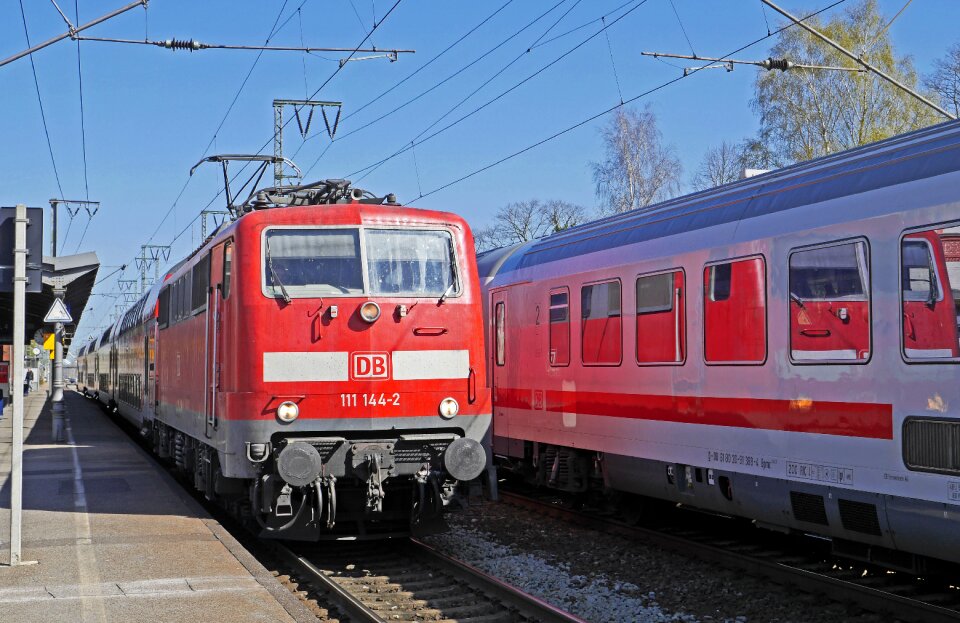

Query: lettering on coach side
[[352, 352, 389, 380]]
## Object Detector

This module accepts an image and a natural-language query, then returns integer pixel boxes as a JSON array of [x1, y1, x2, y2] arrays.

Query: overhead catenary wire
[[295, 0, 567, 171], [862, 0, 912, 57], [413, 0, 850, 202], [71, 0, 94, 253], [71, 35, 415, 57], [0, 0, 147, 69], [293, 0, 524, 157], [84, 0, 408, 346], [527, 0, 638, 51], [640, 51, 866, 74], [667, 0, 696, 56], [184, 0, 407, 220], [141, 0, 298, 248], [342, 0, 652, 183], [18, 0, 65, 201], [760, 0, 955, 120]]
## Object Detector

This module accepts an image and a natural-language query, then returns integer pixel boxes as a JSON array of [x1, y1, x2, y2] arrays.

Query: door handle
[[414, 327, 448, 336], [799, 329, 831, 337]]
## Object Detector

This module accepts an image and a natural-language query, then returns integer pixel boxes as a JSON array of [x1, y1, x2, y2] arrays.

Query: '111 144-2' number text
[[340, 393, 400, 407]]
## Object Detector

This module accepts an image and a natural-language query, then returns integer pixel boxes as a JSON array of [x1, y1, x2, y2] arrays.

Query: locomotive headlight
[[439, 397, 459, 419], [360, 301, 381, 323], [276, 401, 300, 423]]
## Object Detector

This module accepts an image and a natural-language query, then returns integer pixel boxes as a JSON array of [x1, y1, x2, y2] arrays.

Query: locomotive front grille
[[903, 417, 960, 475]]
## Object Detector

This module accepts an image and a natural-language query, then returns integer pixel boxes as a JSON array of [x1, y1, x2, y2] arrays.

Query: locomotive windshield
[[262, 227, 458, 298], [264, 229, 364, 296], [366, 229, 456, 296]]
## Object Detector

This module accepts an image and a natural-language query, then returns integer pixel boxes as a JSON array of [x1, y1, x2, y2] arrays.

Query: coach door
[[205, 243, 228, 437], [491, 291, 508, 449]]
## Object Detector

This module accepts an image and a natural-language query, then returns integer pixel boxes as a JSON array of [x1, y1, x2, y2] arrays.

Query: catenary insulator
[[161, 39, 204, 52]]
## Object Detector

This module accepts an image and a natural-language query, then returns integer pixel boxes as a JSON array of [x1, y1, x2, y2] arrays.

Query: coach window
[[495, 302, 505, 366], [790, 240, 870, 363], [581, 280, 622, 365], [549, 288, 570, 366], [901, 226, 960, 361], [222, 241, 233, 299], [703, 257, 766, 364], [636, 270, 685, 364]]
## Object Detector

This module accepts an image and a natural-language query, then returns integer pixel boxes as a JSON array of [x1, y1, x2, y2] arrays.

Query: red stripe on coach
[[494, 388, 893, 439]]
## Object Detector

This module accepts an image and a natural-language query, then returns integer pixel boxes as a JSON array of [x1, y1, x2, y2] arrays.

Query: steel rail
[[408, 538, 589, 623], [500, 491, 960, 623], [270, 542, 383, 623]]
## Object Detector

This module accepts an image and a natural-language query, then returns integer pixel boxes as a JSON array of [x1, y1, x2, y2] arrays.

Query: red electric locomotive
[[79, 176, 491, 539]]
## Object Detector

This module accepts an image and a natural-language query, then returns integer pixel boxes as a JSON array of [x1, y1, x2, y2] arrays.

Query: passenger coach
[[481, 121, 960, 569]]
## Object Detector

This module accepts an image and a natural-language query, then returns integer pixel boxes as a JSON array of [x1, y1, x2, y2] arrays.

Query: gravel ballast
[[424, 500, 887, 623]]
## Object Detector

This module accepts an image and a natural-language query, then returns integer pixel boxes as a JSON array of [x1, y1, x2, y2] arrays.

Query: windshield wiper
[[790, 292, 805, 309], [438, 281, 455, 305], [265, 238, 291, 304]]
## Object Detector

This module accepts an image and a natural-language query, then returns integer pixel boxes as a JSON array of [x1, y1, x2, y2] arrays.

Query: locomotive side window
[[263, 229, 362, 297], [192, 254, 210, 314], [581, 280, 622, 365], [636, 270, 685, 364], [703, 257, 766, 364], [158, 287, 170, 329], [901, 227, 960, 361], [789, 240, 870, 363], [495, 302, 505, 366], [549, 288, 570, 366], [366, 229, 457, 297], [222, 241, 234, 299]]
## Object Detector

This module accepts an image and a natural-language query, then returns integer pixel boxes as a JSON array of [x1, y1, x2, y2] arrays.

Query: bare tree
[[925, 43, 960, 117], [591, 106, 682, 215], [473, 199, 589, 252], [692, 141, 748, 191]]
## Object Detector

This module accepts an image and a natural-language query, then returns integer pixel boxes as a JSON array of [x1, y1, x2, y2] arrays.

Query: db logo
[[352, 352, 389, 379]]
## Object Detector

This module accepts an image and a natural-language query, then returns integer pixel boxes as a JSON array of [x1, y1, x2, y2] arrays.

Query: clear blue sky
[[2, 0, 959, 344]]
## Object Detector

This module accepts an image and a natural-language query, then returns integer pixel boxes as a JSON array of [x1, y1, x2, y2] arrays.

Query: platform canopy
[[0, 252, 99, 353]]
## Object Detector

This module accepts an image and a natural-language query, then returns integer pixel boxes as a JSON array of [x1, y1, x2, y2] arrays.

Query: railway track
[[499, 489, 960, 623], [269, 537, 586, 623]]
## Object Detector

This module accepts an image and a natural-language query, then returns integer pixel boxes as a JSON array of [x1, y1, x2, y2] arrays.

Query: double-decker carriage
[[80, 177, 491, 539], [480, 121, 960, 569]]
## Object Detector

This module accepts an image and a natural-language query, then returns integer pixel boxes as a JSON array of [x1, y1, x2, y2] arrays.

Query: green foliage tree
[[753, 0, 940, 165]]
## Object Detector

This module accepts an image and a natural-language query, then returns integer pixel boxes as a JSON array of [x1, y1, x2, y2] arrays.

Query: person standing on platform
[[24, 367, 33, 395]]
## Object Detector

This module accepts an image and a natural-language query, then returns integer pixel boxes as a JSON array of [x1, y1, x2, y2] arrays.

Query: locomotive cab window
[[549, 288, 570, 366], [901, 226, 960, 361], [637, 270, 685, 364], [366, 229, 457, 296], [581, 280, 621, 365], [264, 229, 362, 297], [789, 240, 870, 363], [703, 257, 766, 364]]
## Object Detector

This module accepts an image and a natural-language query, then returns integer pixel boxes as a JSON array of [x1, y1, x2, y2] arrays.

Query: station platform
[[0, 388, 317, 623]]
